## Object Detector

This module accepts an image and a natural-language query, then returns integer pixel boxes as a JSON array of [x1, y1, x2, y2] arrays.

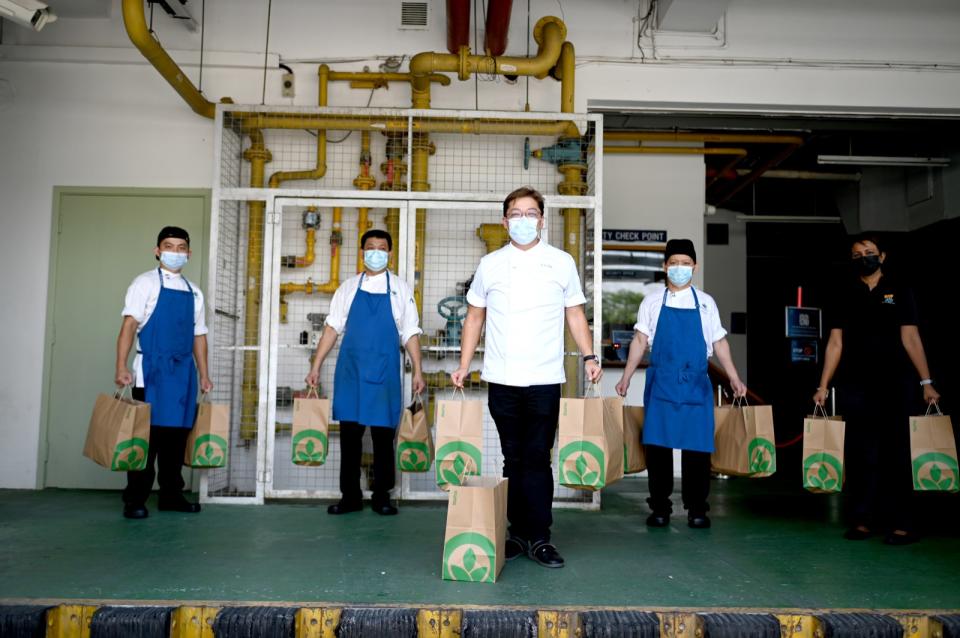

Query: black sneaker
[[528, 540, 564, 568], [646, 512, 670, 527], [371, 500, 398, 516], [843, 525, 872, 541], [883, 530, 920, 546], [327, 500, 363, 515], [505, 536, 529, 561], [123, 504, 149, 519], [687, 513, 711, 529]]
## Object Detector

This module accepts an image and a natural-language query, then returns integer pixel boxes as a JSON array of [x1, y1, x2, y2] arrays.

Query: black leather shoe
[[646, 512, 670, 527], [505, 536, 529, 561], [528, 540, 565, 568], [123, 504, 149, 519], [371, 500, 398, 516], [327, 500, 363, 515], [688, 514, 711, 529], [158, 497, 201, 513], [843, 525, 872, 541], [883, 530, 920, 546]]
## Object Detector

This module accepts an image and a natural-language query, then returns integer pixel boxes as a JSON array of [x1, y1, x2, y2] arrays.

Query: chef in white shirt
[[615, 238, 746, 530], [451, 186, 602, 570], [115, 226, 212, 519], [306, 229, 425, 516]]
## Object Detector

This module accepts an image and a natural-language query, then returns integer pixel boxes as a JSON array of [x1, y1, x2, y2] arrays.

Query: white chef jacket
[[634, 285, 727, 357], [324, 270, 422, 345], [466, 240, 586, 386], [121, 267, 208, 387]]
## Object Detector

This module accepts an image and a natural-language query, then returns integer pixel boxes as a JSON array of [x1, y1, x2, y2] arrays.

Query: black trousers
[[839, 385, 914, 531], [123, 387, 190, 506], [487, 382, 562, 544], [338, 421, 396, 503], [645, 444, 711, 516]]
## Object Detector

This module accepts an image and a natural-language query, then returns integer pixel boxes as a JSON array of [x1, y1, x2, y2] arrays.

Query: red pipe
[[483, 0, 513, 56], [446, 0, 470, 54]]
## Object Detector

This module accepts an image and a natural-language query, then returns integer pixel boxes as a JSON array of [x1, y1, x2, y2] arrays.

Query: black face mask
[[853, 254, 882, 277]]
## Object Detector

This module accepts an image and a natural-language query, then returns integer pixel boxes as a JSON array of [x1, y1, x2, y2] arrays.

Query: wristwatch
[[583, 354, 599, 364], [920, 379, 933, 386]]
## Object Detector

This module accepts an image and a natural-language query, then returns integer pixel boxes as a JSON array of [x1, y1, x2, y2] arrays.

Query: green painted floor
[[1, 478, 959, 609]]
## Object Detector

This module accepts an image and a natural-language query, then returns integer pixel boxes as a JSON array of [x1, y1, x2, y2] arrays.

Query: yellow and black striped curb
[[1, 603, 958, 637]]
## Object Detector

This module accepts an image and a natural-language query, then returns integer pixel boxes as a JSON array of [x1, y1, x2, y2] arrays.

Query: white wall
[[3, 0, 960, 488], [703, 209, 748, 383]]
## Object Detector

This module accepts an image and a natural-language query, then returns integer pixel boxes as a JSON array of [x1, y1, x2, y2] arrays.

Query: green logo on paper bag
[[912, 453, 960, 492], [748, 438, 776, 474], [435, 441, 482, 486], [559, 441, 605, 488], [292, 429, 328, 465], [803, 453, 843, 491], [442, 532, 497, 583], [191, 434, 228, 467], [397, 441, 431, 472], [111, 438, 149, 471]]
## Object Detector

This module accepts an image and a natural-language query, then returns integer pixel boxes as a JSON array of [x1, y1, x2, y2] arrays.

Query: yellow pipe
[[559, 165, 585, 398], [353, 131, 376, 272], [238, 114, 578, 137], [477, 223, 509, 254], [121, 0, 226, 119], [328, 70, 452, 87], [384, 208, 400, 272], [606, 131, 804, 145], [315, 207, 343, 294], [266, 65, 329, 189], [240, 135, 272, 440], [603, 146, 749, 156], [292, 228, 317, 268], [556, 41, 576, 114], [410, 132, 433, 316], [409, 16, 567, 107]]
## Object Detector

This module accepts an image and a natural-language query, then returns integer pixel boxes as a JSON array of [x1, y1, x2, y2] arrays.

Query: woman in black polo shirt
[[813, 233, 940, 545]]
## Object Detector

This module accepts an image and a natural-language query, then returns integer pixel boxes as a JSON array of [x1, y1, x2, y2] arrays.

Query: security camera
[[0, 0, 57, 31]]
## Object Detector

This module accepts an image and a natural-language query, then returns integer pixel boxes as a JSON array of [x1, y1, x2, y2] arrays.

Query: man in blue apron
[[305, 229, 425, 515], [616, 239, 746, 529], [115, 226, 213, 519]]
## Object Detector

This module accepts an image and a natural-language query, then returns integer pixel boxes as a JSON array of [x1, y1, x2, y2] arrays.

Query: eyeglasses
[[506, 208, 542, 220]]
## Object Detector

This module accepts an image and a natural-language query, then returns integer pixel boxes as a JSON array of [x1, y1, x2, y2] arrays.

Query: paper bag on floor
[[558, 391, 625, 491], [291, 387, 330, 466], [435, 389, 484, 490], [909, 403, 959, 492], [441, 476, 508, 583], [711, 399, 777, 477], [802, 405, 845, 493], [622, 405, 647, 474], [184, 394, 230, 468], [83, 387, 151, 471], [397, 393, 433, 472]]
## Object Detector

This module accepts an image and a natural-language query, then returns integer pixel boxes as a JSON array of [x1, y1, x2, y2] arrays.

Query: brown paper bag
[[435, 390, 484, 490], [441, 476, 508, 583], [558, 392, 625, 491], [909, 404, 959, 492], [83, 387, 151, 471], [184, 396, 230, 468], [397, 393, 433, 472], [711, 399, 777, 477], [291, 388, 330, 466], [622, 405, 647, 474], [802, 405, 845, 493]]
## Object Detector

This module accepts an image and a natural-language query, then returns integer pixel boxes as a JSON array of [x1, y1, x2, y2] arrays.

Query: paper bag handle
[[114, 385, 132, 400], [449, 387, 467, 401], [812, 402, 830, 421], [586, 382, 602, 398], [305, 385, 320, 399], [925, 401, 943, 416]]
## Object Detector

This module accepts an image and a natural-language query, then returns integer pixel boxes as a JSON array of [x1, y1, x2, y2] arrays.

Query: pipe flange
[[458, 45, 471, 81], [353, 175, 377, 190], [243, 147, 273, 162], [533, 16, 566, 46], [558, 182, 588, 196]]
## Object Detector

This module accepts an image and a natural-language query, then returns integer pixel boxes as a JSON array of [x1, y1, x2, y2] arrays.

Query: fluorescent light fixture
[[817, 154, 950, 167]]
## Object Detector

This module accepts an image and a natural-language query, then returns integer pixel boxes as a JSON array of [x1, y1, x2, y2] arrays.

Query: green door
[[42, 188, 209, 489]]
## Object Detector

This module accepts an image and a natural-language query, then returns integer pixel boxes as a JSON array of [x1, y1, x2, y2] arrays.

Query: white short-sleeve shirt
[[121, 267, 208, 387], [467, 240, 586, 386], [634, 285, 727, 357], [324, 270, 422, 345]]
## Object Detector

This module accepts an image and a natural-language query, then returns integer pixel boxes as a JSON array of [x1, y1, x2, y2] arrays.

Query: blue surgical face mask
[[508, 216, 539, 245], [667, 265, 693, 287], [363, 249, 389, 272], [160, 251, 189, 270]]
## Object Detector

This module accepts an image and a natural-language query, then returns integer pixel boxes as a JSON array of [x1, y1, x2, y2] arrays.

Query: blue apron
[[642, 287, 715, 452], [332, 273, 402, 428], [140, 268, 198, 428]]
